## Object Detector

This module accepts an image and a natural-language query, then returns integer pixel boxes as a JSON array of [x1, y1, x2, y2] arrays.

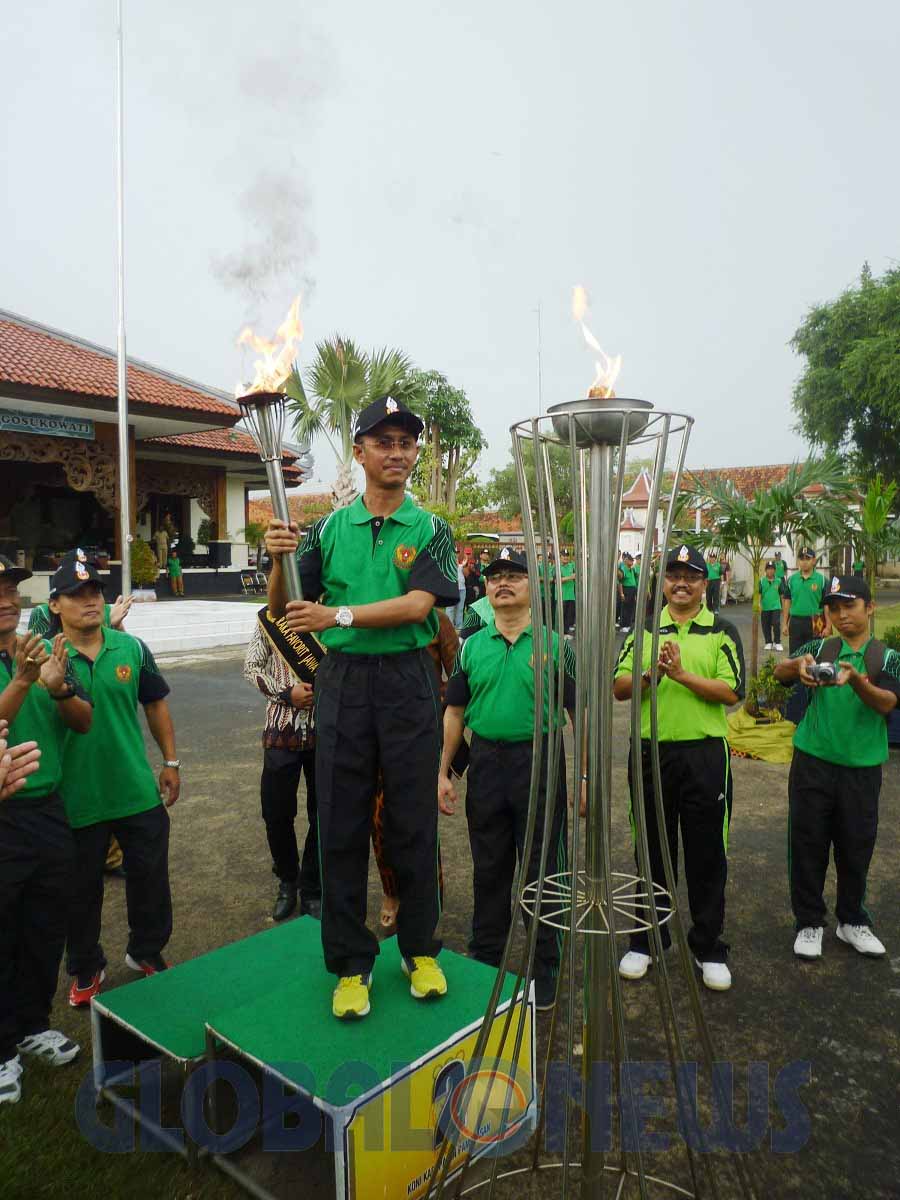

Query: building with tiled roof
[[0, 310, 309, 600]]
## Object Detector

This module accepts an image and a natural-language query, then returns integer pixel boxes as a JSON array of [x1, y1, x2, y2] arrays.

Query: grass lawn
[[3, 641, 900, 1198], [874, 600, 900, 637]]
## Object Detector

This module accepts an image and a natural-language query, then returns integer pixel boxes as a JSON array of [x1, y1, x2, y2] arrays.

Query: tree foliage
[[487, 444, 574, 524], [834, 475, 900, 632], [285, 338, 413, 509], [791, 264, 900, 483], [685, 457, 850, 673], [407, 370, 486, 513]]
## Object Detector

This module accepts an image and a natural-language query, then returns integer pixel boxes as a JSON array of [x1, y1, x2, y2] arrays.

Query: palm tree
[[836, 475, 900, 634], [285, 338, 414, 510], [686, 457, 849, 675]]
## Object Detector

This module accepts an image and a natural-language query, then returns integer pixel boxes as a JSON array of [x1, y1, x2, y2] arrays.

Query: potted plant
[[178, 533, 195, 569], [130, 537, 160, 601], [744, 655, 792, 723]]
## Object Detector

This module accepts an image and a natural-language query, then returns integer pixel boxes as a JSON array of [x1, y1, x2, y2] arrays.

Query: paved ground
[[3, 598, 899, 1198]]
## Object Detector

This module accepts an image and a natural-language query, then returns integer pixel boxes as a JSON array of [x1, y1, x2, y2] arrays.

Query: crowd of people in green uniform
[[0, 551, 179, 1106], [1, 389, 895, 1117]]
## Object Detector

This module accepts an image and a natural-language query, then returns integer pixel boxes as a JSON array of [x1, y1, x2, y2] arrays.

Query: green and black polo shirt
[[558, 561, 577, 601], [706, 561, 722, 582], [446, 624, 577, 742], [0, 641, 87, 798], [791, 637, 900, 767], [29, 602, 112, 638], [774, 559, 787, 581], [615, 604, 745, 741], [296, 494, 460, 654], [460, 595, 495, 642], [62, 626, 170, 828], [786, 571, 825, 617], [759, 576, 785, 613]]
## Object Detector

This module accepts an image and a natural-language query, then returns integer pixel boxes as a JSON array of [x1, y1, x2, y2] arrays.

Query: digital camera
[[807, 662, 837, 684]]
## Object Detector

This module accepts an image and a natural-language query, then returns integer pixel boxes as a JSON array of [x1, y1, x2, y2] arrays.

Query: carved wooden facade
[[0, 433, 220, 527], [0, 432, 117, 510], [135, 460, 217, 520]]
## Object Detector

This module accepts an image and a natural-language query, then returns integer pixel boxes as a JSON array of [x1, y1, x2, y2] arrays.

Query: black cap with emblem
[[822, 575, 872, 605], [49, 549, 106, 598], [0, 553, 32, 586], [483, 548, 528, 576], [665, 543, 708, 577], [354, 395, 424, 440]]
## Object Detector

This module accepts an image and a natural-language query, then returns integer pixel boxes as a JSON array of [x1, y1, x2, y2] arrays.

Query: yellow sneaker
[[332, 974, 371, 1019], [402, 956, 447, 1000]]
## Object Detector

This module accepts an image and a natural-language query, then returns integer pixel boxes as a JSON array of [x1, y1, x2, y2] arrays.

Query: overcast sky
[[3, 1, 898, 490]]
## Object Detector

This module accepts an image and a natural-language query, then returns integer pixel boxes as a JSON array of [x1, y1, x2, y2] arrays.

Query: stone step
[[20, 601, 261, 655]]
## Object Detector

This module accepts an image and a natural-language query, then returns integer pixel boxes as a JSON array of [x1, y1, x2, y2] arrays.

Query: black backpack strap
[[818, 635, 886, 680], [816, 637, 842, 665], [864, 638, 887, 681]]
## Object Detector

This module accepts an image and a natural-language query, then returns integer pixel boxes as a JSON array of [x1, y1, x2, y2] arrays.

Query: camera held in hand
[[807, 661, 837, 685]]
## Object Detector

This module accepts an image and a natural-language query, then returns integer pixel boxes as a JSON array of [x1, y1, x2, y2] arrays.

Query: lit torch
[[572, 284, 622, 398], [236, 297, 303, 600]]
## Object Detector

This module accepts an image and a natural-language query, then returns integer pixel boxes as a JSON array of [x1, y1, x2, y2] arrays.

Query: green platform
[[95, 916, 521, 1078]]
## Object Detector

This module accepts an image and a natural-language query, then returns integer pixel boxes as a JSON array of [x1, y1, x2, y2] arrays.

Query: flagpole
[[115, 0, 132, 595]]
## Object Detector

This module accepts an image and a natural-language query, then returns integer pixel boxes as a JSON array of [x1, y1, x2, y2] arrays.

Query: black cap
[[822, 575, 871, 605], [798, 548, 816, 560], [484, 548, 528, 576], [765, 560, 776, 569], [49, 548, 106, 598], [665, 543, 708, 577], [354, 395, 424, 439], [0, 553, 32, 586]]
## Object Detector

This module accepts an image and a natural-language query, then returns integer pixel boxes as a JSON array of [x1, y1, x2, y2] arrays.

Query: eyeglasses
[[487, 571, 527, 585], [664, 570, 705, 584], [365, 436, 418, 453]]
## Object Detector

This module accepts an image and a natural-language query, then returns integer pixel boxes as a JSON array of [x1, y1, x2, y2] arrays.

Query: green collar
[[348, 493, 417, 527], [67, 623, 113, 664], [490, 623, 533, 644], [660, 602, 712, 629]]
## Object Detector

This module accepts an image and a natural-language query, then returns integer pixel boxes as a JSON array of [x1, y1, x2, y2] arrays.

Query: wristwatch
[[50, 684, 77, 701], [335, 606, 354, 629], [163, 759, 181, 770]]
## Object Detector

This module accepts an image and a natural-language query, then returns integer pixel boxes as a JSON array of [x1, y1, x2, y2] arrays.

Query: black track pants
[[66, 804, 172, 977], [627, 738, 732, 962], [621, 587, 637, 628], [0, 793, 74, 1061], [788, 748, 880, 930], [314, 649, 442, 977], [260, 748, 320, 899], [761, 610, 781, 645], [466, 736, 569, 980]]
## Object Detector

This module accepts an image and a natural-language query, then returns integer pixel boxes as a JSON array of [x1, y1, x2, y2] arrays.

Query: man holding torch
[[264, 395, 461, 1020]]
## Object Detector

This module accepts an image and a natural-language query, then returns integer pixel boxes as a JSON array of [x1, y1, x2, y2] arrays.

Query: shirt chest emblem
[[115, 664, 132, 683], [393, 544, 418, 570]]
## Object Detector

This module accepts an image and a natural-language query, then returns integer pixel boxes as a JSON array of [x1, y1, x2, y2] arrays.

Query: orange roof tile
[[140, 428, 297, 460], [0, 311, 238, 418]]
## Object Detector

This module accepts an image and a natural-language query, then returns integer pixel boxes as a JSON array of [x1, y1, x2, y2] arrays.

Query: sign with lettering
[[0, 409, 95, 440]]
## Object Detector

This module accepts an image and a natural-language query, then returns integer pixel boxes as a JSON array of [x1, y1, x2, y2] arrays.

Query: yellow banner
[[346, 1000, 534, 1200]]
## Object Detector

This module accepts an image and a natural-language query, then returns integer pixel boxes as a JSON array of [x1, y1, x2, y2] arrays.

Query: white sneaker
[[618, 951, 651, 980], [695, 958, 732, 991], [775, 643, 784, 651], [836, 924, 886, 957], [16, 1030, 80, 1066], [793, 927, 823, 959], [0, 1056, 23, 1105], [764, 642, 773, 650]]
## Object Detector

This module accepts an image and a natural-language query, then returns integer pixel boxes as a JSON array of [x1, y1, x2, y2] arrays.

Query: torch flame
[[571, 284, 622, 398], [236, 295, 303, 395]]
